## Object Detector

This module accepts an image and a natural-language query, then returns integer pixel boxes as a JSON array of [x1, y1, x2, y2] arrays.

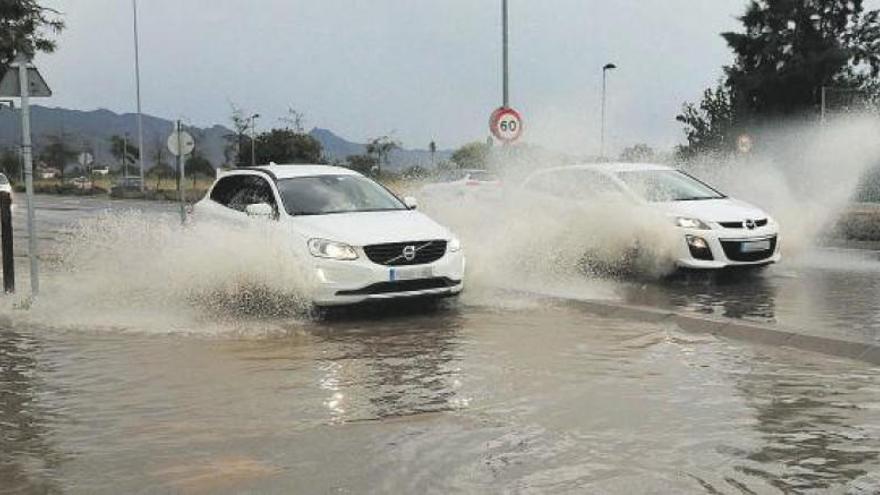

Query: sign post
[[167, 121, 194, 224], [0, 54, 52, 296]]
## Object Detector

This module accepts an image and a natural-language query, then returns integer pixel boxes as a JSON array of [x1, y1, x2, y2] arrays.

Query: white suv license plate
[[740, 240, 771, 253], [389, 266, 433, 282]]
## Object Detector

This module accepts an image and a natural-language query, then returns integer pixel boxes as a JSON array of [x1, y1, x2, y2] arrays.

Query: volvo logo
[[402, 245, 417, 261], [744, 219, 757, 230]]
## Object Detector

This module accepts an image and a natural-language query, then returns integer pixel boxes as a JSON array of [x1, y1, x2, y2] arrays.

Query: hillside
[[0, 105, 451, 171]]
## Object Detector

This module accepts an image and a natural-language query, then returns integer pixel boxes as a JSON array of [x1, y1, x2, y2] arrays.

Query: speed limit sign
[[489, 107, 523, 142]]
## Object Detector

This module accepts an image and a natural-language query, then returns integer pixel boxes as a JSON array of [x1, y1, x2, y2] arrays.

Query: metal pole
[[177, 120, 186, 223], [122, 133, 128, 177], [17, 57, 38, 295], [133, 0, 145, 192], [820, 86, 827, 126], [502, 0, 509, 109], [1, 192, 14, 293], [601, 69, 607, 159], [250, 115, 258, 166]]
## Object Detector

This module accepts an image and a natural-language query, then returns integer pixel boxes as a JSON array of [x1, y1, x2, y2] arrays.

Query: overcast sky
[[37, 1, 761, 154]]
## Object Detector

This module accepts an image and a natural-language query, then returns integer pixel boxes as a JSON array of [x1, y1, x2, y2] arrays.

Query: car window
[[211, 174, 277, 213], [276, 175, 406, 215], [526, 169, 621, 201], [0, 174, 8, 185], [616, 170, 724, 202]]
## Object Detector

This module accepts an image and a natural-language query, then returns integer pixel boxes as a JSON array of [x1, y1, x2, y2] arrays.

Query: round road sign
[[737, 134, 753, 154], [167, 130, 195, 157], [489, 107, 523, 142]]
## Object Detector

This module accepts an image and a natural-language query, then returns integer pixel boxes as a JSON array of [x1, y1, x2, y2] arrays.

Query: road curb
[[518, 293, 880, 366]]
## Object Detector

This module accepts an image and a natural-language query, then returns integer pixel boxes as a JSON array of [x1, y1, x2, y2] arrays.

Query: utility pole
[[600, 63, 617, 159], [250, 113, 260, 166], [122, 133, 128, 177], [133, 0, 145, 192], [502, 0, 509, 109]]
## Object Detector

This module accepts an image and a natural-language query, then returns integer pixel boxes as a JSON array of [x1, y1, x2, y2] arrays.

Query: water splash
[[4, 210, 314, 334]]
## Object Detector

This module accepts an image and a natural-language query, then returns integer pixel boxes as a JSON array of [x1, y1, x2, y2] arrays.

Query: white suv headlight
[[675, 217, 712, 230], [308, 239, 358, 260], [448, 237, 462, 252]]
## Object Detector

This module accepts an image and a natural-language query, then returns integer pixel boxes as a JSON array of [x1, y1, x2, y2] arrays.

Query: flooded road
[[2, 195, 880, 493]]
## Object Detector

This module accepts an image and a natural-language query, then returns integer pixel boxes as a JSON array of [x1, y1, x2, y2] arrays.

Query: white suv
[[193, 164, 465, 305]]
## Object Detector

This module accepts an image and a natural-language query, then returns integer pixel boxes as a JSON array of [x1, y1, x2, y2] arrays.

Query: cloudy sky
[[37, 1, 758, 154]]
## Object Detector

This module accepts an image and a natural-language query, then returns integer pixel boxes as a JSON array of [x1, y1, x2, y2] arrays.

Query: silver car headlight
[[675, 217, 712, 230], [308, 239, 358, 260], [448, 237, 462, 253]]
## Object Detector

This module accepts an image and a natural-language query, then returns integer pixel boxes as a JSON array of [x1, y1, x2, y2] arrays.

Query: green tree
[[676, 83, 738, 158], [450, 141, 490, 169], [365, 135, 400, 175], [223, 102, 252, 167], [0, 0, 64, 72], [185, 153, 215, 187], [619, 143, 656, 163], [253, 128, 323, 165], [109, 135, 140, 177], [39, 132, 76, 179], [678, 0, 880, 157], [346, 154, 378, 175]]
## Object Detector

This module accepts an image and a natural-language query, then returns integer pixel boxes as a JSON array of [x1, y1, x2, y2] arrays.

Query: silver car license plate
[[741, 240, 771, 253], [389, 266, 433, 282]]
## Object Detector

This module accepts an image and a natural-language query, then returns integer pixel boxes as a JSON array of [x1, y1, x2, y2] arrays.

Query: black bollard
[[0, 191, 14, 293]]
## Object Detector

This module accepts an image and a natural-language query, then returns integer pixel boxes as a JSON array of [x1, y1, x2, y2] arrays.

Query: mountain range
[[0, 105, 451, 171]]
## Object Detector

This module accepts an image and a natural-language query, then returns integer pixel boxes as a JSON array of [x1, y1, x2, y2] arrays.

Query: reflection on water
[[0, 328, 62, 494], [734, 352, 880, 493], [1, 302, 880, 493], [311, 302, 466, 422], [619, 248, 880, 344]]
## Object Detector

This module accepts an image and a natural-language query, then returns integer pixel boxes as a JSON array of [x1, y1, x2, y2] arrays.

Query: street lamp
[[132, 0, 145, 192], [249, 113, 260, 166], [600, 62, 617, 159]]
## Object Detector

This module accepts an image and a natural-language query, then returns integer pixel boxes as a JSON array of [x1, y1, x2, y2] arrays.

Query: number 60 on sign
[[489, 107, 523, 143]]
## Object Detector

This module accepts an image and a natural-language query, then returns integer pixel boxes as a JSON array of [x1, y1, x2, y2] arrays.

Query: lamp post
[[249, 113, 260, 166], [132, 0, 145, 192], [600, 62, 617, 159]]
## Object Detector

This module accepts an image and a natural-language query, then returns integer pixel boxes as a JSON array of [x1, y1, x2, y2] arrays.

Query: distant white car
[[193, 164, 465, 305], [522, 163, 781, 269], [419, 169, 502, 201]]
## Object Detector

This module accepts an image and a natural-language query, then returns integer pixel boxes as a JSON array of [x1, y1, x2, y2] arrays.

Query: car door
[[198, 173, 280, 225]]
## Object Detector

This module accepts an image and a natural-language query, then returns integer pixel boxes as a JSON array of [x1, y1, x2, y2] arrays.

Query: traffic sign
[[167, 130, 195, 156], [0, 66, 52, 97], [78, 152, 94, 167], [737, 134, 753, 154], [489, 107, 523, 142]]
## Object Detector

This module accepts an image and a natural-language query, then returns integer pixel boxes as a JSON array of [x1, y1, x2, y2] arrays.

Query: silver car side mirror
[[404, 196, 418, 210], [245, 202, 274, 218]]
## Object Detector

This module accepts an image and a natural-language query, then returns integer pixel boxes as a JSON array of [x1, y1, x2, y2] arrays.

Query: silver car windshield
[[0, 174, 8, 185], [277, 175, 407, 215], [616, 170, 725, 202]]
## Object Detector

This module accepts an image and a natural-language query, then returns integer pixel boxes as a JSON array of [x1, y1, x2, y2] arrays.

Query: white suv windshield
[[616, 170, 725, 202], [277, 175, 406, 215]]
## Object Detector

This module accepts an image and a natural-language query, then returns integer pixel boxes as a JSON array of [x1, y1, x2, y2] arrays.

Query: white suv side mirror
[[245, 202, 274, 218], [404, 196, 418, 210]]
